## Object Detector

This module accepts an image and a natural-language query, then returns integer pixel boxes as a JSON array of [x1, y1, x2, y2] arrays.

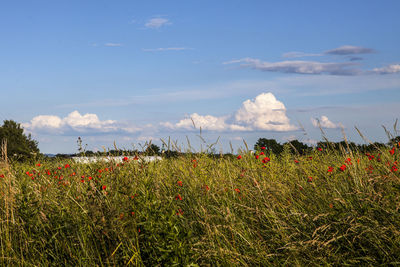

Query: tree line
[[0, 119, 399, 161]]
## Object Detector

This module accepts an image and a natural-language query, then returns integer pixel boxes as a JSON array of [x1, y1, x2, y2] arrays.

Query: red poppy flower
[[340, 165, 346, 171], [123, 156, 129, 162], [64, 164, 70, 168], [390, 147, 395, 155], [294, 160, 299, 164], [36, 163, 41, 167], [255, 155, 259, 159], [175, 194, 182, 200], [327, 166, 334, 172], [102, 185, 107, 190], [261, 146, 266, 150], [262, 157, 270, 163], [237, 155, 242, 159], [234, 188, 240, 193], [88, 176, 92, 180], [307, 176, 313, 182], [260, 152, 265, 155], [317, 147, 322, 151], [177, 180, 183, 187]]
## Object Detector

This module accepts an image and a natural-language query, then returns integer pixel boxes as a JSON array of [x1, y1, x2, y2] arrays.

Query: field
[[1, 142, 400, 266]]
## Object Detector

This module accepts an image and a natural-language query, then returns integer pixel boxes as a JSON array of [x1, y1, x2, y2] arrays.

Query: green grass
[[1, 143, 400, 266]]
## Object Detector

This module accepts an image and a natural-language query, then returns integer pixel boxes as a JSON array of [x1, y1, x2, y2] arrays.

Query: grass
[[1, 142, 400, 266]]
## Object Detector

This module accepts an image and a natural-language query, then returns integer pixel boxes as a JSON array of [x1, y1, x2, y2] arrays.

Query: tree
[[0, 120, 40, 161], [144, 144, 160, 156], [283, 140, 310, 155], [254, 138, 283, 155]]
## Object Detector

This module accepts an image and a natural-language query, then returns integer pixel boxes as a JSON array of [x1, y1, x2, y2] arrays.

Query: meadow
[[1, 140, 400, 266]]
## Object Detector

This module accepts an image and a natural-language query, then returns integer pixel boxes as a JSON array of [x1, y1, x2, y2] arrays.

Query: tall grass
[[1, 141, 400, 265]]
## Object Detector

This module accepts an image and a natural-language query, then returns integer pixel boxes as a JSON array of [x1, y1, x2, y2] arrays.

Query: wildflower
[[176, 209, 184, 216], [317, 147, 322, 151], [175, 194, 182, 200], [177, 180, 183, 187], [329, 203, 333, 209], [307, 176, 313, 182], [119, 213, 124, 220], [346, 158, 351, 163], [102, 185, 107, 190], [0, 174, 4, 178], [203, 184, 210, 191], [64, 164, 70, 168], [237, 155, 242, 159], [36, 163, 41, 167], [294, 160, 299, 164], [261, 146, 266, 150], [262, 157, 270, 163], [255, 155, 259, 159], [131, 211, 135, 216], [81, 179, 85, 183], [327, 166, 334, 172], [88, 176, 92, 180], [392, 166, 398, 172], [260, 152, 265, 156], [234, 188, 240, 193], [123, 156, 129, 162], [340, 164, 346, 171], [390, 147, 395, 155]]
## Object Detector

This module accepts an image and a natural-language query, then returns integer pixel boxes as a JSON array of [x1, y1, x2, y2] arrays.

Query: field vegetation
[[1, 132, 400, 265]]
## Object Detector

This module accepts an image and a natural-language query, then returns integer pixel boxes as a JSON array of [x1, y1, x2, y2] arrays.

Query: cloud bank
[[224, 57, 360, 75], [23, 111, 141, 135], [325, 45, 375, 55], [162, 92, 297, 132]]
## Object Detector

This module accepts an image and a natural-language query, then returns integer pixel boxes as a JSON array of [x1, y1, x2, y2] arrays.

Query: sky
[[1, 0, 400, 154]]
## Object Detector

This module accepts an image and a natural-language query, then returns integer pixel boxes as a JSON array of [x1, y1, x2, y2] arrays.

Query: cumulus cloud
[[370, 64, 400, 74], [325, 45, 375, 55], [23, 111, 141, 135], [311, 116, 341, 129], [145, 17, 171, 29], [162, 92, 297, 132], [142, 47, 191, 52], [224, 57, 360, 75], [234, 93, 297, 131]]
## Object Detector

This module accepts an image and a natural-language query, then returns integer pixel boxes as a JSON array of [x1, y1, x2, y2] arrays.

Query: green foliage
[[254, 138, 283, 154], [0, 120, 40, 161], [144, 144, 160, 155]]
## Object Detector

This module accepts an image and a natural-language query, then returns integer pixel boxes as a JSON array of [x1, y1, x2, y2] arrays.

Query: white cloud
[[370, 64, 400, 74], [224, 57, 360, 75], [311, 116, 341, 129], [325, 45, 375, 55], [142, 47, 191, 52], [104, 43, 122, 47], [23, 111, 141, 135], [234, 93, 297, 131], [282, 51, 322, 58], [145, 17, 171, 29], [163, 93, 297, 132]]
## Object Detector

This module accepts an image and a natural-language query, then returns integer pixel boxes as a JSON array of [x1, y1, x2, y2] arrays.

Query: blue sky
[[1, 0, 400, 154]]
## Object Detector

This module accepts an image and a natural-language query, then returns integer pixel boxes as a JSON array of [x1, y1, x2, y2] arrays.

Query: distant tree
[[284, 140, 310, 155], [145, 144, 160, 155], [0, 120, 40, 161], [389, 136, 400, 146], [254, 138, 283, 155]]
